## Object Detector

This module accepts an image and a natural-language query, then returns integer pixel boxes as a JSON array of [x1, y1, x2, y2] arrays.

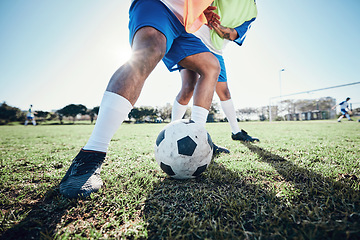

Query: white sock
[[171, 99, 188, 122], [338, 115, 344, 121], [221, 99, 240, 134], [191, 105, 209, 127], [83, 91, 133, 153]]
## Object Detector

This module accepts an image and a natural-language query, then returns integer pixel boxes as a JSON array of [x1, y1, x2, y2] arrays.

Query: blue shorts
[[128, 0, 210, 71], [341, 109, 347, 115], [213, 53, 227, 82]]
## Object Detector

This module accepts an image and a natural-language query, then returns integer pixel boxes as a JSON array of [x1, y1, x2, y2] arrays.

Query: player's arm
[[210, 23, 239, 41], [331, 103, 340, 110]]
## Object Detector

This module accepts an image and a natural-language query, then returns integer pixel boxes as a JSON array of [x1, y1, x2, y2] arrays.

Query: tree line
[[0, 102, 221, 125], [1, 97, 358, 125], [0, 102, 99, 125], [0, 102, 182, 125]]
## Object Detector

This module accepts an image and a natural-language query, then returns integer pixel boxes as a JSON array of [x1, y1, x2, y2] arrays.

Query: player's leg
[[213, 53, 259, 143], [60, 27, 166, 198], [84, 27, 166, 153], [60, 0, 173, 198], [178, 53, 230, 154], [212, 53, 239, 133], [345, 112, 352, 120], [338, 109, 346, 122], [177, 69, 198, 106], [172, 69, 198, 121], [216, 82, 239, 133], [216, 83, 259, 142], [162, 27, 219, 125], [178, 52, 219, 126]]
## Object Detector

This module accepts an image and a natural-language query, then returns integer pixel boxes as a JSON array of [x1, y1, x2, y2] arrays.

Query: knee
[[199, 55, 220, 79]]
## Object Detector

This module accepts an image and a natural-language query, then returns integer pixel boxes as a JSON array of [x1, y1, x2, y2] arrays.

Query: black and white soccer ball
[[154, 119, 213, 179]]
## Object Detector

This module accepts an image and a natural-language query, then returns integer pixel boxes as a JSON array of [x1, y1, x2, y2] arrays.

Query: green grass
[[0, 120, 359, 239]]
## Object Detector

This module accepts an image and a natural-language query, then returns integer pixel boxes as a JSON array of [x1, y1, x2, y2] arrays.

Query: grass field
[[0, 120, 359, 239]]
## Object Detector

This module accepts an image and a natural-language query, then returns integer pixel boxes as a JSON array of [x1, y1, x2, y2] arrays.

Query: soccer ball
[[154, 119, 213, 179]]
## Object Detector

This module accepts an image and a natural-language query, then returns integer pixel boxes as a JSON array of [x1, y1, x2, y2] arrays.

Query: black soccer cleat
[[213, 143, 230, 155], [60, 149, 105, 199], [232, 129, 260, 142]]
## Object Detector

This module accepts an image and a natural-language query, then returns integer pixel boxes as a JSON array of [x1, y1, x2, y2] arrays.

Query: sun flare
[[118, 47, 133, 64]]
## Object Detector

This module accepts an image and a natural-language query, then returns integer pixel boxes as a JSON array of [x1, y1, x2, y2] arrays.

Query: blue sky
[[1, 0, 359, 113]]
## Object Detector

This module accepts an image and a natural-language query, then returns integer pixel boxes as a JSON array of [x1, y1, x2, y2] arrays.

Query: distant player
[[24, 105, 36, 126], [332, 97, 353, 122]]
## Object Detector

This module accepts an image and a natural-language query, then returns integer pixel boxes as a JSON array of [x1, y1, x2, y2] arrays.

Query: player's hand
[[203, 6, 220, 29]]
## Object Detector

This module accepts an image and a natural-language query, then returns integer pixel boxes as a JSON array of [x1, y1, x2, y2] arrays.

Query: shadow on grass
[[0, 187, 74, 240], [143, 144, 360, 239], [143, 161, 280, 239], [241, 142, 360, 238]]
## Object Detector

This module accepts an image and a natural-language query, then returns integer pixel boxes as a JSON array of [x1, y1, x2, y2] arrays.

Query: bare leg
[[176, 69, 199, 105], [215, 82, 231, 101], [178, 52, 220, 110], [177, 75, 231, 104], [106, 27, 167, 105]]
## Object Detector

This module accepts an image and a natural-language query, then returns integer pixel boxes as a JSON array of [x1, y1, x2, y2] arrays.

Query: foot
[[349, 119, 353, 121], [60, 149, 105, 198], [213, 143, 230, 155], [338, 120, 341, 122], [232, 129, 259, 142]]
